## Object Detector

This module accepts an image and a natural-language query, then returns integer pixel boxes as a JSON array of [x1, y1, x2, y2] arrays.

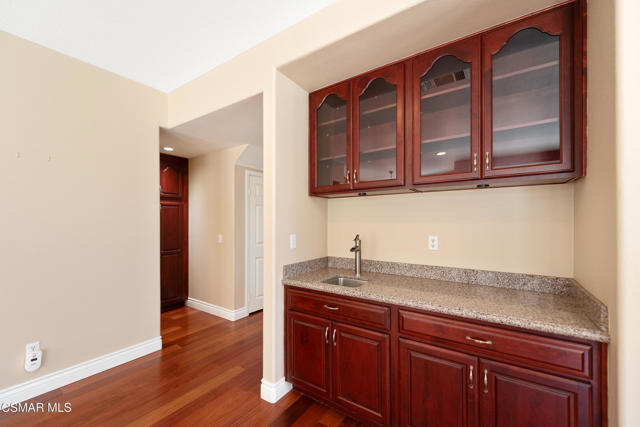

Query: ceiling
[[0, 0, 335, 92], [160, 93, 262, 158]]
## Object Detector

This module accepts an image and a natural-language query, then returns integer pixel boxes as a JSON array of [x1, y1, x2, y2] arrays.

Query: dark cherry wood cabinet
[[160, 154, 188, 311], [399, 338, 478, 427], [287, 312, 331, 399], [412, 37, 482, 185], [479, 359, 591, 427], [286, 288, 391, 425], [309, 82, 352, 194], [309, 1, 586, 196], [482, 5, 574, 178], [285, 286, 606, 426], [352, 63, 405, 190], [333, 322, 390, 424]]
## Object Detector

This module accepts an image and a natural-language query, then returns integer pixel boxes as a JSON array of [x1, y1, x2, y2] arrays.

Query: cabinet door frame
[[309, 81, 353, 195], [286, 311, 332, 399], [482, 5, 574, 178], [352, 62, 405, 190], [332, 321, 390, 425], [399, 338, 479, 427], [479, 358, 591, 427], [412, 37, 482, 185]]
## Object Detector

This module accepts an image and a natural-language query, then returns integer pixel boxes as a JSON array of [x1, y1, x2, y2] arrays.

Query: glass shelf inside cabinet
[[492, 28, 560, 169], [317, 94, 348, 187], [358, 78, 397, 182], [420, 55, 472, 176]]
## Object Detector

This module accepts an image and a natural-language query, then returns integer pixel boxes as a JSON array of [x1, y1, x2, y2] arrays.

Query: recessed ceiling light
[[436, 151, 447, 156], [163, 146, 174, 152]]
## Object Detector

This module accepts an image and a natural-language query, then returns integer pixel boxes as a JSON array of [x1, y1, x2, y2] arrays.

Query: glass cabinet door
[[310, 82, 352, 193], [483, 7, 573, 177], [412, 38, 481, 184], [352, 63, 405, 189]]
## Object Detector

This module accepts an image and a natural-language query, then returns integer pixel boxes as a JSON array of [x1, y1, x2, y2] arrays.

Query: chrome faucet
[[350, 234, 362, 278]]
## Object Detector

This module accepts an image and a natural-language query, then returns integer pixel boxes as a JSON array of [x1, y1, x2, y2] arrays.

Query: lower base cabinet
[[287, 311, 390, 425], [480, 359, 591, 427], [399, 339, 478, 427], [285, 287, 605, 427]]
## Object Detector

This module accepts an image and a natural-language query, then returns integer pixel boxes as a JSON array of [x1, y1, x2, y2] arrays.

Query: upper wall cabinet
[[352, 63, 405, 190], [482, 6, 573, 177], [412, 37, 481, 184], [309, 1, 584, 197], [309, 82, 352, 194]]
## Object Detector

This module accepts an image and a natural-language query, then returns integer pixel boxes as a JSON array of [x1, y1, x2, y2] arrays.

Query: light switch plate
[[289, 234, 297, 249], [217, 234, 223, 243]]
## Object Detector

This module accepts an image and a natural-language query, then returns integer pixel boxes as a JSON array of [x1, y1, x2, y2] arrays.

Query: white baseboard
[[186, 297, 249, 321], [260, 377, 292, 403], [0, 336, 162, 405]]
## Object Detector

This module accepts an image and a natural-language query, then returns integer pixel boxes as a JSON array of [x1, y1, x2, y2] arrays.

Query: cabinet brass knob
[[483, 369, 489, 394]]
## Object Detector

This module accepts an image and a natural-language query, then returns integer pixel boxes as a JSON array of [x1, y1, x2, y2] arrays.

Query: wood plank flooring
[[0, 307, 361, 426]]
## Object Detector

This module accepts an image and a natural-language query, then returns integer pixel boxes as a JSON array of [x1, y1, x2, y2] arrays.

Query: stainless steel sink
[[322, 276, 368, 287]]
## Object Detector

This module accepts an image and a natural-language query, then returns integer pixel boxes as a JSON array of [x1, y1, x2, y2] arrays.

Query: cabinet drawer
[[287, 289, 390, 330], [399, 309, 593, 378]]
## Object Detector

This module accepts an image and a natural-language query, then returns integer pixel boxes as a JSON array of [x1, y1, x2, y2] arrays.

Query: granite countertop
[[283, 266, 610, 343]]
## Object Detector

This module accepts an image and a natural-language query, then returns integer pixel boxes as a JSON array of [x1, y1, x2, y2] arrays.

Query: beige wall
[[615, 0, 640, 425], [573, 0, 619, 423], [328, 185, 574, 276], [0, 31, 166, 389], [262, 70, 329, 382], [188, 145, 248, 310]]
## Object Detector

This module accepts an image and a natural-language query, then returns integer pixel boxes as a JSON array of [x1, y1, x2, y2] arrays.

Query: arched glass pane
[[420, 55, 471, 176], [359, 78, 397, 182], [317, 94, 347, 187], [492, 28, 560, 168]]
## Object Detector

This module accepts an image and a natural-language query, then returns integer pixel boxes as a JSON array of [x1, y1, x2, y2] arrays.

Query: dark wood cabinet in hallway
[[160, 153, 188, 311]]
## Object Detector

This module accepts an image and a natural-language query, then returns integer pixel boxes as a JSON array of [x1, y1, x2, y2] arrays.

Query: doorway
[[245, 170, 264, 313]]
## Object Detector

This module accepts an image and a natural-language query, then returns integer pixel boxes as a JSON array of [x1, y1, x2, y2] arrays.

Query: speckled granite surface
[[282, 263, 610, 343], [328, 257, 572, 294]]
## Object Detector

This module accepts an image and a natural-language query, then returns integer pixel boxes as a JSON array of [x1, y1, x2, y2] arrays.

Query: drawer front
[[287, 289, 390, 330], [399, 309, 592, 378]]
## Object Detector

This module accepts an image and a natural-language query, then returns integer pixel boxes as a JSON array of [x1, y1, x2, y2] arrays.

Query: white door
[[246, 171, 264, 313]]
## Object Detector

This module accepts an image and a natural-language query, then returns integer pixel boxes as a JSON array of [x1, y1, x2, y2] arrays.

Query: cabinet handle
[[323, 304, 339, 311], [353, 169, 358, 183], [473, 153, 477, 172], [346, 169, 350, 185], [469, 365, 474, 389], [466, 336, 492, 345], [483, 369, 489, 394], [485, 151, 490, 171], [332, 329, 337, 346], [325, 326, 329, 344]]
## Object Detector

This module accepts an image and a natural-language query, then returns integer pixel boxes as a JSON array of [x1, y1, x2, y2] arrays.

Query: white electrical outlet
[[25, 341, 42, 372], [217, 234, 223, 243], [428, 235, 439, 251], [289, 234, 297, 249]]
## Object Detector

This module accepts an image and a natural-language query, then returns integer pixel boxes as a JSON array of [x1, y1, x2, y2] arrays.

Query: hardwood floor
[[0, 307, 361, 426]]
